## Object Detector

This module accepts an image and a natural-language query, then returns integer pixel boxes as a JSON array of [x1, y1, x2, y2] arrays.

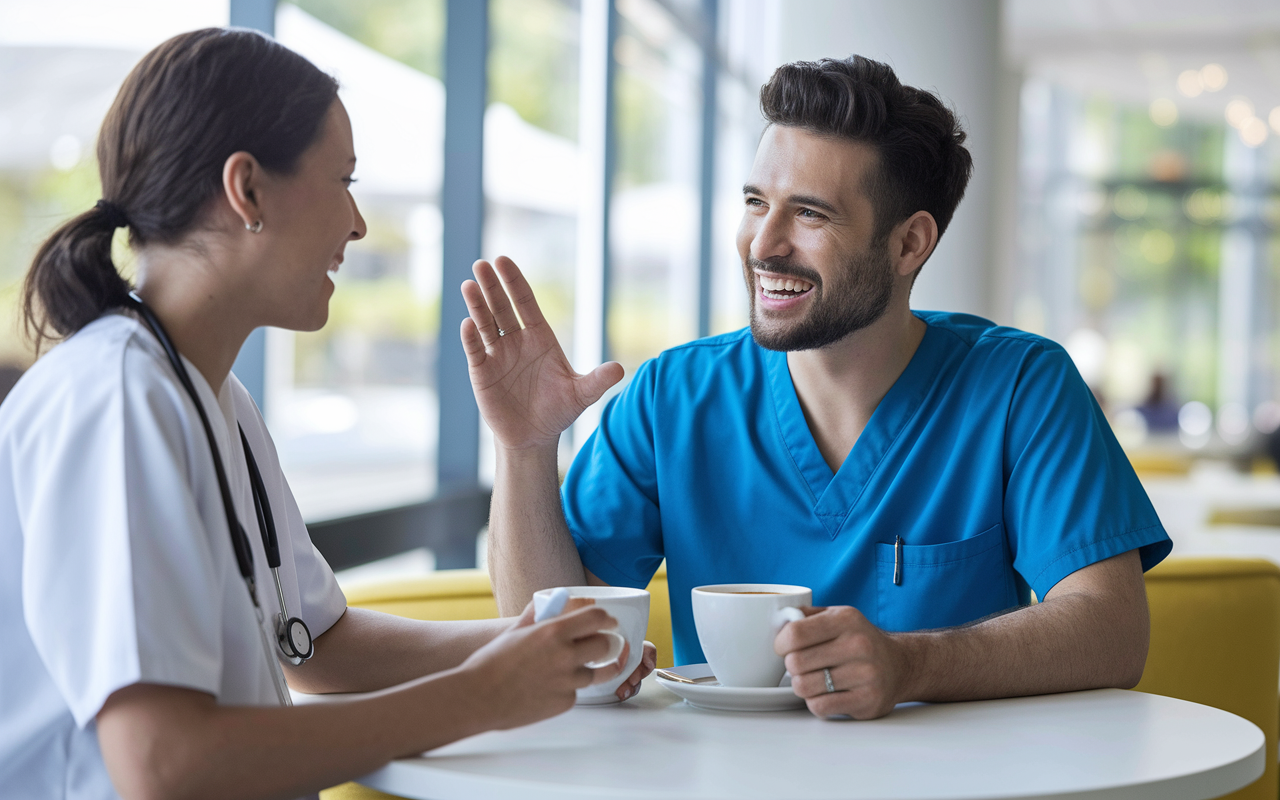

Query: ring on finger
[[823, 667, 836, 694], [497, 328, 506, 337]]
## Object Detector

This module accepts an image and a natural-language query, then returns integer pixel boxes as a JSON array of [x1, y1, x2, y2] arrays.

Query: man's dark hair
[[760, 55, 972, 243]]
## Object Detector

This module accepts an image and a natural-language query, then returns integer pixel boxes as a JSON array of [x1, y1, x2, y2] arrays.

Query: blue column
[[436, 0, 488, 491], [228, 0, 276, 410], [696, 0, 718, 339]]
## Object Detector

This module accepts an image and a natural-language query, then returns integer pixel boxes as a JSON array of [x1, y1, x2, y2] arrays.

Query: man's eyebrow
[[743, 184, 839, 215]]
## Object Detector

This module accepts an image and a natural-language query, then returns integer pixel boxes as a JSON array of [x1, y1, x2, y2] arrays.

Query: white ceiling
[[1004, 0, 1280, 125]]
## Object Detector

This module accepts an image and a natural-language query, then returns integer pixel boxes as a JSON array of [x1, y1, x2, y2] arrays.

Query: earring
[[245, 220, 263, 234]]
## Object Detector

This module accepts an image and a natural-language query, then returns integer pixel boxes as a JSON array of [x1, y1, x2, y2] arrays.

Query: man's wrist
[[888, 630, 934, 704]]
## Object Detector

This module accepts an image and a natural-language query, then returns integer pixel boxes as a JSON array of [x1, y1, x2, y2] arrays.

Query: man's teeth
[[758, 274, 813, 296]]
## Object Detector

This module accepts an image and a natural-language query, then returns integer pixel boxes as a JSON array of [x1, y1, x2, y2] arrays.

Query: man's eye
[[745, 197, 763, 206], [799, 208, 824, 218]]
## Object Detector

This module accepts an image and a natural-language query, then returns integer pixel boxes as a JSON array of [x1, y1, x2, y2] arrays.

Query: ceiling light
[[1149, 98, 1178, 127], [1200, 63, 1228, 92], [1241, 118, 1269, 147], [1225, 97, 1254, 129], [1176, 69, 1203, 97]]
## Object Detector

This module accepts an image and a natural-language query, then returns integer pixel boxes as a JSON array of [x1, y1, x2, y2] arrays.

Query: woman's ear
[[891, 211, 939, 278], [222, 151, 263, 232]]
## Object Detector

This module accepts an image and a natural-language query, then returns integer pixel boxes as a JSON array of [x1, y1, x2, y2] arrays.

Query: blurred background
[[3, 0, 1280, 584]]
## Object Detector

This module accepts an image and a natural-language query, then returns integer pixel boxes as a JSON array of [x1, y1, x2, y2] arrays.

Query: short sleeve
[[21, 349, 226, 727], [562, 361, 665, 587], [1002, 343, 1171, 599]]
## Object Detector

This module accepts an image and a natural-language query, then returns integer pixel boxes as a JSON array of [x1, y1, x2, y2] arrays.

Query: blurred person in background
[[470, 55, 1171, 720], [0, 27, 630, 800]]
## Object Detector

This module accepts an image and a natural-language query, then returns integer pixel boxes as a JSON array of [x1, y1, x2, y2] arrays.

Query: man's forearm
[[896, 554, 1149, 703], [488, 444, 587, 615]]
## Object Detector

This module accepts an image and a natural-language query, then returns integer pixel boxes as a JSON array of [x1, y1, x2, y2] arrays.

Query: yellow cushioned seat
[[1135, 556, 1280, 800]]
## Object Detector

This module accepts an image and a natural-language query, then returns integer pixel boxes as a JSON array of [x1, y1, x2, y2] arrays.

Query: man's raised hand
[[460, 256, 624, 450]]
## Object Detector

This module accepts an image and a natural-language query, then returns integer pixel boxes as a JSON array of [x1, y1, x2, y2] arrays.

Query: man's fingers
[[493, 255, 547, 330], [472, 259, 522, 336], [461, 278, 501, 346], [577, 361, 625, 407], [774, 607, 844, 655], [460, 319, 487, 368]]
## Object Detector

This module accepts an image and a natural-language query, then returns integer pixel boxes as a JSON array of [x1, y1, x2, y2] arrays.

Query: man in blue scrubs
[[460, 55, 1171, 718]]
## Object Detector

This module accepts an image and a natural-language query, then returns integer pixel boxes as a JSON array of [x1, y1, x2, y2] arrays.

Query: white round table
[[357, 680, 1264, 800]]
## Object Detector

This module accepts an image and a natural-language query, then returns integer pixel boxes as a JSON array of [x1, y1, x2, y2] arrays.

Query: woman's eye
[[343, 176, 358, 186]]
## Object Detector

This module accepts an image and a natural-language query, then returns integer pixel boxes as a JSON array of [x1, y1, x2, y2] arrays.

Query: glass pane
[[276, 0, 444, 521], [480, 0, 582, 482], [0, 1, 230, 398], [1019, 79, 1280, 451], [609, 0, 703, 376]]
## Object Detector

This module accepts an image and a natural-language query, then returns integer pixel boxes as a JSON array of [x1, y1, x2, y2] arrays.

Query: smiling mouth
[[757, 273, 814, 300]]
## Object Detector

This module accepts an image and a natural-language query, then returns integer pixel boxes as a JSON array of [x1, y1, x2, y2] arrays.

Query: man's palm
[[460, 257, 622, 450]]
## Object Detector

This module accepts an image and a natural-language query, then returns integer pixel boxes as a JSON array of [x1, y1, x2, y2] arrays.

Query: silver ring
[[497, 328, 506, 337], [823, 668, 835, 694]]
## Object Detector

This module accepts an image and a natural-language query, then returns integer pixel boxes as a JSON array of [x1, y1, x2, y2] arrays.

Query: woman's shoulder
[[0, 314, 178, 435]]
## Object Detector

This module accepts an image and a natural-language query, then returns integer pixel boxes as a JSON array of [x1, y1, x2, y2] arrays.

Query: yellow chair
[[1135, 557, 1280, 800], [322, 565, 675, 800]]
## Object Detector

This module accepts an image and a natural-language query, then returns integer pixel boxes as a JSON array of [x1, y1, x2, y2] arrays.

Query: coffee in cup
[[532, 585, 650, 704], [691, 583, 812, 688]]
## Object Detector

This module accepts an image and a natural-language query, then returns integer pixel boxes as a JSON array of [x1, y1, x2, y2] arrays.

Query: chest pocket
[[875, 522, 1015, 632]]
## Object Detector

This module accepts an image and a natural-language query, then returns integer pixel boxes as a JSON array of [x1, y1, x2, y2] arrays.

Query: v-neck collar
[[765, 318, 946, 538]]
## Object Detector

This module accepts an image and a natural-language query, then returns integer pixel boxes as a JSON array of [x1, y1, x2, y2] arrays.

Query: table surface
[[356, 679, 1265, 800]]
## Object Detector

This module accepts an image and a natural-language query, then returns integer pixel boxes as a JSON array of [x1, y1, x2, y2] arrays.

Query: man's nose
[[750, 210, 793, 262]]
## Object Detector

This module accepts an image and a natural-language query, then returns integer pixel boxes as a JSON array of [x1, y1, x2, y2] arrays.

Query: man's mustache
[[746, 257, 823, 288]]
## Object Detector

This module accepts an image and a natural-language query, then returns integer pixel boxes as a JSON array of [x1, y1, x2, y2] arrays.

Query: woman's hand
[[460, 602, 628, 731], [460, 256, 623, 451]]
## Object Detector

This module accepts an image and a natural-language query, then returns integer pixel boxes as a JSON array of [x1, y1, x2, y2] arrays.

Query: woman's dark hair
[[759, 55, 972, 244], [22, 28, 339, 348]]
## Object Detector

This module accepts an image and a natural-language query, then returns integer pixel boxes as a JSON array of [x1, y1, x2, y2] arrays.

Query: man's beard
[[747, 241, 895, 352]]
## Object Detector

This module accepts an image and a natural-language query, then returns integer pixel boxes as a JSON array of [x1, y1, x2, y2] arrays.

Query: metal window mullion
[[571, 0, 619, 453], [228, 0, 278, 411], [437, 0, 488, 492], [696, 0, 718, 339]]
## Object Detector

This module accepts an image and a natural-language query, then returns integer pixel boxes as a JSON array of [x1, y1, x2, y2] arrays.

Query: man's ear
[[222, 151, 263, 231], [890, 211, 939, 277]]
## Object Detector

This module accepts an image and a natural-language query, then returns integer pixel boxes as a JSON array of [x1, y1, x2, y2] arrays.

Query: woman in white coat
[[0, 27, 647, 800]]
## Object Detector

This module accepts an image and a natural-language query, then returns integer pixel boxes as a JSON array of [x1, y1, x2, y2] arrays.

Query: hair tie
[[94, 199, 130, 230]]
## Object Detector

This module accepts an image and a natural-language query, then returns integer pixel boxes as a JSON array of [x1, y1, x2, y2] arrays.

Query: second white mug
[[692, 584, 812, 688]]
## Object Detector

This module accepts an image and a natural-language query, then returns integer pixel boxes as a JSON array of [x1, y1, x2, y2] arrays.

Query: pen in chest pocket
[[894, 536, 903, 586]]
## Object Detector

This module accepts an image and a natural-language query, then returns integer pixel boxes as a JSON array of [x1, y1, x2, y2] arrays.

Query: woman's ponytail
[[19, 27, 337, 353], [22, 200, 132, 351]]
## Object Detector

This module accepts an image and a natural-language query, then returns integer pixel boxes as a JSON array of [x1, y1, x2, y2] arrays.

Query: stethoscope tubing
[[126, 293, 312, 665]]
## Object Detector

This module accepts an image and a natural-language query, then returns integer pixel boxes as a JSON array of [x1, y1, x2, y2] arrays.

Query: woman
[[0, 28, 646, 800]]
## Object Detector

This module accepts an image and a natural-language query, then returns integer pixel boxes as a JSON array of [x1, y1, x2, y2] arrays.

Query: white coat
[[0, 314, 347, 800]]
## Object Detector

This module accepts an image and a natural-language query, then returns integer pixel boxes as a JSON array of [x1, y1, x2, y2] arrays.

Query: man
[[459, 55, 1170, 719]]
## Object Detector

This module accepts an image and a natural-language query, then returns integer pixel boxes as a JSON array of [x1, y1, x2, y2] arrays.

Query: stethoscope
[[127, 293, 314, 675]]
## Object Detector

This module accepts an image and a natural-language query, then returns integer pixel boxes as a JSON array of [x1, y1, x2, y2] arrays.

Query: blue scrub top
[[563, 312, 1171, 667]]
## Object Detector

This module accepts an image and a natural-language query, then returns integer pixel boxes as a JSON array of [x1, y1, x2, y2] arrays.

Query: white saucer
[[655, 663, 808, 712]]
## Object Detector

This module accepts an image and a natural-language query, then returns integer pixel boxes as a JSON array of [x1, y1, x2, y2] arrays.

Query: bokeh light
[[1176, 69, 1203, 97], [1149, 98, 1178, 127], [1241, 117, 1269, 147], [1225, 97, 1254, 128], [1199, 63, 1228, 92]]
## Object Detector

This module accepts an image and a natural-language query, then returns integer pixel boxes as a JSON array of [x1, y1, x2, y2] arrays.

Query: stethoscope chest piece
[[277, 614, 313, 665]]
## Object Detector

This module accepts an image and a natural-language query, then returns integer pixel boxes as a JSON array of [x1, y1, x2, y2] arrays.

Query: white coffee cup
[[533, 585, 650, 705], [692, 584, 812, 688]]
